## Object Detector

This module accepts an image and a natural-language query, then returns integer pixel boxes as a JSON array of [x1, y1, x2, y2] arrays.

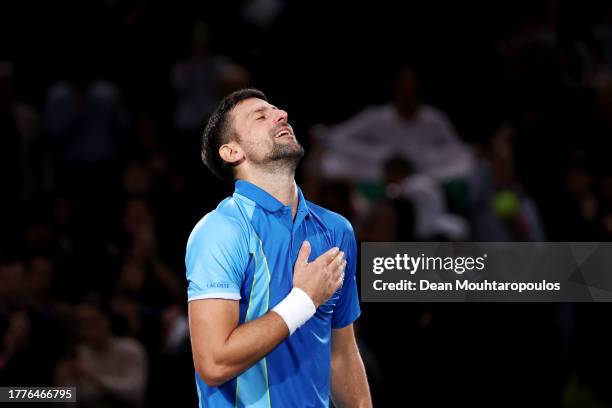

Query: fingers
[[317, 246, 340, 265], [311, 246, 347, 292], [336, 269, 345, 288], [329, 251, 344, 274], [296, 241, 311, 266], [333, 258, 346, 278], [317, 247, 342, 267], [333, 260, 347, 289]]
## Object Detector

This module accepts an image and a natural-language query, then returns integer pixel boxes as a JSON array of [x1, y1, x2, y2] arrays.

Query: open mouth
[[275, 128, 293, 138]]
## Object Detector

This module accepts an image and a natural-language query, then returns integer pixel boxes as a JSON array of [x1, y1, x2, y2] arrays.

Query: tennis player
[[186, 89, 371, 407]]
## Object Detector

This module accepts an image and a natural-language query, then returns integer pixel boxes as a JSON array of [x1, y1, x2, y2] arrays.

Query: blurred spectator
[[96, 197, 184, 302], [44, 59, 127, 172], [55, 300, 147, 408], [160, 304, 189, 355], [241, 0, 286, 29], [27, 255, 70, 316], [469, 125, 546, 241], [384, 156, 469, 241], [110, 255, 182, 327], [170, 21, 249, 132], [53, 195, 76, 257], [123, 161, 154, 197], [554, 152, 601, 240], [109, 259, 148, 339], [0, 61, 41, 244], [592, 6, 612, 73], [311, 179, 359, 224], [0, 60, 41, 193], [120, 156, 191, 266], [44, 56, 128, 252], [0, 257, 66, 385], [317, 67, 474, 184], [148, 301, 194, 407], [169, 21, 250, 215], [358, 199, 409, 242]]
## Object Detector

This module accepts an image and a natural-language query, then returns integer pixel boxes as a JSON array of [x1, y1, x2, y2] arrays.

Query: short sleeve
[[331, 219, 361, 329], [185, 211, 250, 302]]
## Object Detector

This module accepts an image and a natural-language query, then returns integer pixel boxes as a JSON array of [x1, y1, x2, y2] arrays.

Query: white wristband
[[272, 288, 316, 335]]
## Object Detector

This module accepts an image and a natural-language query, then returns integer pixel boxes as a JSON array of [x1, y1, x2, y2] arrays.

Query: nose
[[275, 109, 288, 123]]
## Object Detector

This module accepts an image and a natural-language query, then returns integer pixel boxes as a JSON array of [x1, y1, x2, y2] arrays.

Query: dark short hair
[[201, 88, 267, 182]]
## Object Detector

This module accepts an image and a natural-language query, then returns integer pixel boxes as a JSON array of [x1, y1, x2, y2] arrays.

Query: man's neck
[[239, 170, 299, 218]]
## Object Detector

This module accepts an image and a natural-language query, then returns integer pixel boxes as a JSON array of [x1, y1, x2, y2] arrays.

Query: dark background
[[1, 0, 612, 406]]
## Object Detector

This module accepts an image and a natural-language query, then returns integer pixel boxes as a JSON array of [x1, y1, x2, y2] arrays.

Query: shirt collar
[[234, 180, 310, 216]]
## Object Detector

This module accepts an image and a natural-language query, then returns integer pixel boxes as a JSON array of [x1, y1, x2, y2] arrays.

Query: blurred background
[[1, 0, 612, 406]]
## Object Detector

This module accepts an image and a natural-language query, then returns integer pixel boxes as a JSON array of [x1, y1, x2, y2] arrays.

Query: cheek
[[242, 131, 272, 158]]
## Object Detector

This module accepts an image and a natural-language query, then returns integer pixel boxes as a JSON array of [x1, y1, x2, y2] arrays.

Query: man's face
[[0, 262, 27, 308], [229, 98, 304, 167], [75, 304, 110, 346]]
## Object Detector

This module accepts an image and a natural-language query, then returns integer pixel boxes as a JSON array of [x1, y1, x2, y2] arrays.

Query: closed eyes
[[251, 106, 278, 122]]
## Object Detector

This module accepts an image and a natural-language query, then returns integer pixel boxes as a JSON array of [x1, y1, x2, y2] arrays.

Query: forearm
[[331, 347, 372, 408], [193, 311, 288, 386]]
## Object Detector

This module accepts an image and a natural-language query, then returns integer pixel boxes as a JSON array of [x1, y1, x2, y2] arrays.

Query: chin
[[268, 144, 305, 162]]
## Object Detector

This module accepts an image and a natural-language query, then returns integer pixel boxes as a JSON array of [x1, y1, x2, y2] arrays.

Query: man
[[318, 67, 473, 183], [186, 89, 371, 407], [54, 300, 148, 408]]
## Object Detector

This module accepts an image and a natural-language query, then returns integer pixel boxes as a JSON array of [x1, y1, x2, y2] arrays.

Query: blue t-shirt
[[185, 180, 361, 407]]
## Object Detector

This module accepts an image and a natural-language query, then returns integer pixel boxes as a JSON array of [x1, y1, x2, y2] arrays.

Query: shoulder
[[337, 104, 390, 126], [420, 104, 451, 124], [91, 80, 121, 99], [112, 337, 146, 358], [46, 81, 73, 102], [187, 197, 250, 247], [357, 104, 392, 123], [307, 201, 355, 238]]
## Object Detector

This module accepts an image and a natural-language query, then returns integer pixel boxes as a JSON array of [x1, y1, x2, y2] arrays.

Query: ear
[[219, 141, 244, 165]]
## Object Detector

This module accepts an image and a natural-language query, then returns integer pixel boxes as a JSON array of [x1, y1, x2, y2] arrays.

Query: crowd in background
[[2, 1, 612, 406]]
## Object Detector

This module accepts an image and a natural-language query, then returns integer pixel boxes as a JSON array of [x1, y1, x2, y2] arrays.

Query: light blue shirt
[[186, 180, 361, 407]]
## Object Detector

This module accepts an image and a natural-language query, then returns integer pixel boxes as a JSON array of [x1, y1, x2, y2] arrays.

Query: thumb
[[296, 241, 311, 266]]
